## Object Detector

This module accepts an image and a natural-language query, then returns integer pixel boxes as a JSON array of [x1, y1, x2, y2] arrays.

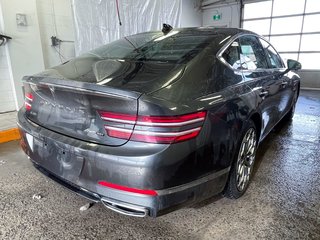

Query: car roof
[[132, 27, 258, 42], [172, 27, 255, 37], [134, 27, 257, 41]]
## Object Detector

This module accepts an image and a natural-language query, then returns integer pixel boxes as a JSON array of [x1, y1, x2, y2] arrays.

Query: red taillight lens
[[24, 93, 33, 111], [98, 111, 207, 144], [98, 181, 158, 196], [98, 111, 137, 124], [137, 111, 206, 126], [106, 127, 132, 140], [25, 93, 33, 101]]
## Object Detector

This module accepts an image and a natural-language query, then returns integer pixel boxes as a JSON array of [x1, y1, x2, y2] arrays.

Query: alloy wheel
[[236, 128, 257, 192]]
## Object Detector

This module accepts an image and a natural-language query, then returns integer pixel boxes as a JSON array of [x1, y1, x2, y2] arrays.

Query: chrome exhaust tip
[[101, 197, 149, 217]]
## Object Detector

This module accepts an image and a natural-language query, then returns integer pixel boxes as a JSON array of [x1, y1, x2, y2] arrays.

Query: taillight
[[98, 110, 207, 144], [25, 93, 33, 111], [98, 111, 137, 124]]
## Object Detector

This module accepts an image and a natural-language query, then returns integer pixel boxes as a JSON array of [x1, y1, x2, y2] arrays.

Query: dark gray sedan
[[18, 27, 301, 217]]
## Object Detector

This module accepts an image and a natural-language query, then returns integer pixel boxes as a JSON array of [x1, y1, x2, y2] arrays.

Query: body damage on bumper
[[18, 110, 229, 217]]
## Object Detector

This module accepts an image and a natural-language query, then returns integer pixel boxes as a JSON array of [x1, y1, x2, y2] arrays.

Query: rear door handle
[[281, 81, 288, 87]]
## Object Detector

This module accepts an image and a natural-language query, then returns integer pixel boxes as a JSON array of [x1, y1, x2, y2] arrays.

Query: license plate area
[[31, 135, 85, 182]]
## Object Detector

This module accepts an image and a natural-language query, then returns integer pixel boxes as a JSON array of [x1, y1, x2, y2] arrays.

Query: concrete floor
[[0, 111, 17, 131], [0, 90, 319, 240]]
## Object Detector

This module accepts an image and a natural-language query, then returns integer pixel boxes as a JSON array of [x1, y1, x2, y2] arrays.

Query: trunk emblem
[[84, 129, 105, 137]]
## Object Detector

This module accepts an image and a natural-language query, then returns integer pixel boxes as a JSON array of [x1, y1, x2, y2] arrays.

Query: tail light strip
[[25, 102, 32, 110], [99, 111, 137, 124], [24, 93, 33, 111], [25, 94, 33, 102], [98, 110, 207, 144], [99, 111, 206, 127], [136, 117, 204, 127], [105, 126, 201, 137]]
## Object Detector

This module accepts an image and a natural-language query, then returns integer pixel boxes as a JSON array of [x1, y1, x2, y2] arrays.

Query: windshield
[[89, 31, 216, 63]]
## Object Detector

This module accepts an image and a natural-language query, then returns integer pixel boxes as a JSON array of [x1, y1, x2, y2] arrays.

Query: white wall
[[72, 0, 182, 55], [0, 43, 15, 113], [201, 1, 319, 89], [298, 70, 320, 89], [180, 0, 202, 27], [202, 3, 240, 28], [36, 0, 75, 68], [0, 0, 45, 109], [0, 4, 16, 113], [0, 0, 75, 111]]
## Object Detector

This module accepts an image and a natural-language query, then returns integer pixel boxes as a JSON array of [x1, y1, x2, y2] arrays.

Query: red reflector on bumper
[[98, 181, 158, 196]]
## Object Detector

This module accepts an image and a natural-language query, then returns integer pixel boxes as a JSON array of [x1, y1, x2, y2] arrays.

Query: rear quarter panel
[[143, 59, 258, 187]]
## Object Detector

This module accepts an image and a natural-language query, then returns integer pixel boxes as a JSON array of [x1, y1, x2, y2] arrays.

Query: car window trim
[[257, 37, 286, 69], [217, 33, 286, 72]]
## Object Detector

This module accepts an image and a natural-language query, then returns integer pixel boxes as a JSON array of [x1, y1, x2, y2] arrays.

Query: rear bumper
[[17, 110, 229, 217], [32, 160, 229, 217]]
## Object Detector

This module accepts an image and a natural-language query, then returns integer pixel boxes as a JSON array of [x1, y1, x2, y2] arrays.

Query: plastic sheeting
[[72, 0, 182, 55]]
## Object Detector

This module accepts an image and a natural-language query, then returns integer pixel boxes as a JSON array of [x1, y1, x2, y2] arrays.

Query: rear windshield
[[89, 31, 215, 63]]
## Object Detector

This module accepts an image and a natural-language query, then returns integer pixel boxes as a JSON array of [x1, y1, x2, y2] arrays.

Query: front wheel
[[224, 121, 257, 199]]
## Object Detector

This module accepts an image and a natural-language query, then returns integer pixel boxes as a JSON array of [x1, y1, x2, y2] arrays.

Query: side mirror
[[287, 59, 302, 71]]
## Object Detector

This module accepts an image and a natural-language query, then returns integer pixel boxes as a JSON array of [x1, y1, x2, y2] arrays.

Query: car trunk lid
[[23, 76, 141, 146]]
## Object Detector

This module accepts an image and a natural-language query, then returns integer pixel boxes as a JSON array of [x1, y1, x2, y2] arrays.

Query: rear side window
[[259, 38, 284, 68], [222, 40, 243, 70], [239, 35, 269, 70]]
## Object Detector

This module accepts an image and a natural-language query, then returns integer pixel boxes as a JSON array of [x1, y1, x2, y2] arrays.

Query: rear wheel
[[224, 121, 257, 199]]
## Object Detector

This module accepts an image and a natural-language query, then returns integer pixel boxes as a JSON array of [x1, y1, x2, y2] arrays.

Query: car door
[[259, 38, 294, 119], [238, 35, 282, 139]]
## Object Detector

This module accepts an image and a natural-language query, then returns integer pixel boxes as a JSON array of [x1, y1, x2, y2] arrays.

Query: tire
[[285, 90, 298, 121], [224, 120, 258, 199]]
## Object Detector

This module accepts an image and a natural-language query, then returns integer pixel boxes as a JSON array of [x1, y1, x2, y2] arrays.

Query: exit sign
[[213, 14, 221, 21]]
